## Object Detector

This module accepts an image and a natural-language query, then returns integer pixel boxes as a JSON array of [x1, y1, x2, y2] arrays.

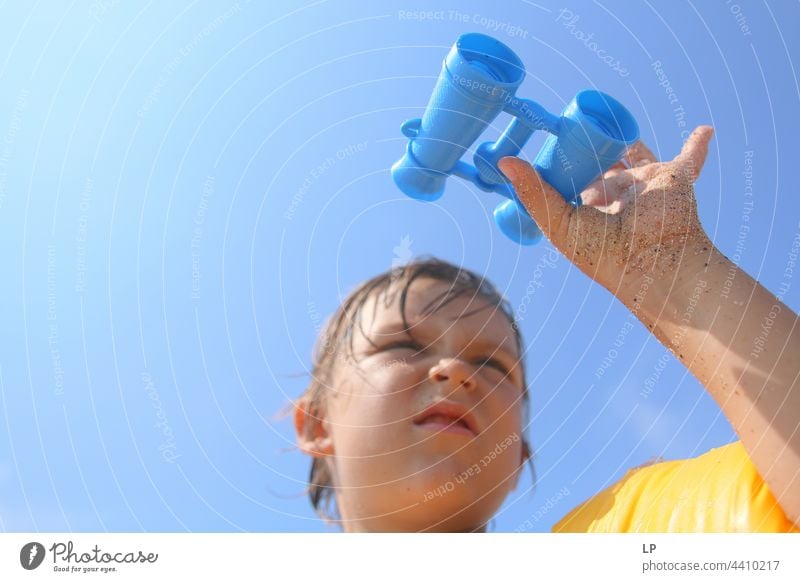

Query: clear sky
[[0, 0, 798, 533]]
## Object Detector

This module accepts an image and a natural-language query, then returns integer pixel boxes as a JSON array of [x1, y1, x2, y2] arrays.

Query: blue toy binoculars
[[391, 33, 639, 245]]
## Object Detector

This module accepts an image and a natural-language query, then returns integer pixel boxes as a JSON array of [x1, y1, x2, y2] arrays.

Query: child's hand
[[498, 126, 715, 304], [501, 126, 800, 526]]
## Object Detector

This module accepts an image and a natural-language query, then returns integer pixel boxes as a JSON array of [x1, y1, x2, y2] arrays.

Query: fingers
[[498, 156, 574, 245], [674, 125, 714, 182], [581, 171, 634, 208], [599, 161, 628, 184], [625, 140, 658, 167]]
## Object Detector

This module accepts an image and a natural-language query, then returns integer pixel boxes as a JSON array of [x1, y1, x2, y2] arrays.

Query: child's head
[[294, 256, 533, 532]]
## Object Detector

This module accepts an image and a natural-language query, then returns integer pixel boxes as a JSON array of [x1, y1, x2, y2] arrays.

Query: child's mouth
[[415, 413, 476, 437]]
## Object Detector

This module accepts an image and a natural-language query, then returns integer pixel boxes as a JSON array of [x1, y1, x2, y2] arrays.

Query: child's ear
[[294, 396, 334, 458], [510, 441, 531, 491]]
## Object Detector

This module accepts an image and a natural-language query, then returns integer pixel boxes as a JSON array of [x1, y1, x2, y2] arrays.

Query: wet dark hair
[[297, 255, 535, 529]]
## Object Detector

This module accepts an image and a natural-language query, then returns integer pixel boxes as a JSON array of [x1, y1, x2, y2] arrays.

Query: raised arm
[[498, 127, 800, 525]]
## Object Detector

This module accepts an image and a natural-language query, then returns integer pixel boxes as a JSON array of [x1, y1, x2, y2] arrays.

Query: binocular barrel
[[391, 32, 639, 245], [392, 33, 526, 201]]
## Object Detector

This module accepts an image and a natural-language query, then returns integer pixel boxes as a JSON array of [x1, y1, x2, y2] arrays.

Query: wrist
[[620, 237, 727, 327]]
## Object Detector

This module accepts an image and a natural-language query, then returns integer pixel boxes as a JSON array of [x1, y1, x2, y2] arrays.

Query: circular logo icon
[[20, 542, 46, 570]]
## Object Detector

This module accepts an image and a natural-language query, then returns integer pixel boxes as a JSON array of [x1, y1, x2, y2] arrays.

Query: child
[[293, 126, 800, 532]]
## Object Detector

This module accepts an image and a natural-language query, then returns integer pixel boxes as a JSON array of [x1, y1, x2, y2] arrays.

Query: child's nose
[[429, 358, 477, 391]]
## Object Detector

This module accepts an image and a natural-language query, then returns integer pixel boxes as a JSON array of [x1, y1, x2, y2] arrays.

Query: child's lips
[[415, 413, 477, 437], [413, 400, 480, 437]]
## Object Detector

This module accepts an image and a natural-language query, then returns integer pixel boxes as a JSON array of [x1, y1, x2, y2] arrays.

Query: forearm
[[628, 245, 800, 524]]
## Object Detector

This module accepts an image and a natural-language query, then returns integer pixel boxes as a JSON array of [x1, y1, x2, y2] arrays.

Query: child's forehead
[[358, 277, 513, 339]]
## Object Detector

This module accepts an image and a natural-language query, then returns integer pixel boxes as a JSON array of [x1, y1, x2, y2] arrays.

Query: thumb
[[674, 125, 714, 183], [498, 156, 574, 245]]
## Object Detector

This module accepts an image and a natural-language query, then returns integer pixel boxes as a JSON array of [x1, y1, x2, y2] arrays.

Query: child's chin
[[403, 501, 495, 533]]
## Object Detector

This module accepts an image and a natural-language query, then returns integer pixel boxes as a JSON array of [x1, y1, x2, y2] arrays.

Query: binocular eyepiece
[[391, 32, 639, 245]]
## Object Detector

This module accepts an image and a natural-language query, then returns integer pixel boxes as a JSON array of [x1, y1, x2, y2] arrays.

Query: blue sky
[[0, 0, 798, 532]]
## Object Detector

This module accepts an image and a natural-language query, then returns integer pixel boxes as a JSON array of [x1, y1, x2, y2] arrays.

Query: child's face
[[301, 277, 527, 532]]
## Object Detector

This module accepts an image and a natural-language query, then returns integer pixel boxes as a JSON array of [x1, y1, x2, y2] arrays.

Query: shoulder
[[552, 441, 799, 533]]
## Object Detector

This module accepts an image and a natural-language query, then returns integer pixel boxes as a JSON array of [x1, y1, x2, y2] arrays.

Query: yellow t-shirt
[[553, 441, 798, 533]]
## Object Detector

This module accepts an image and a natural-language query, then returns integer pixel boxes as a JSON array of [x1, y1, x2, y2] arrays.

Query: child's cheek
[[475, 427, 524, 481], [362, 356, 421, 395], [485, 404, 525, 447]]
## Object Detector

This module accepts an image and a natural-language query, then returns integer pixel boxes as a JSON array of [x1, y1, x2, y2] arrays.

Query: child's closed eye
[[380, 339, 512, 376], [381, 339, 424, 353], [473, 356, 512, 376]]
